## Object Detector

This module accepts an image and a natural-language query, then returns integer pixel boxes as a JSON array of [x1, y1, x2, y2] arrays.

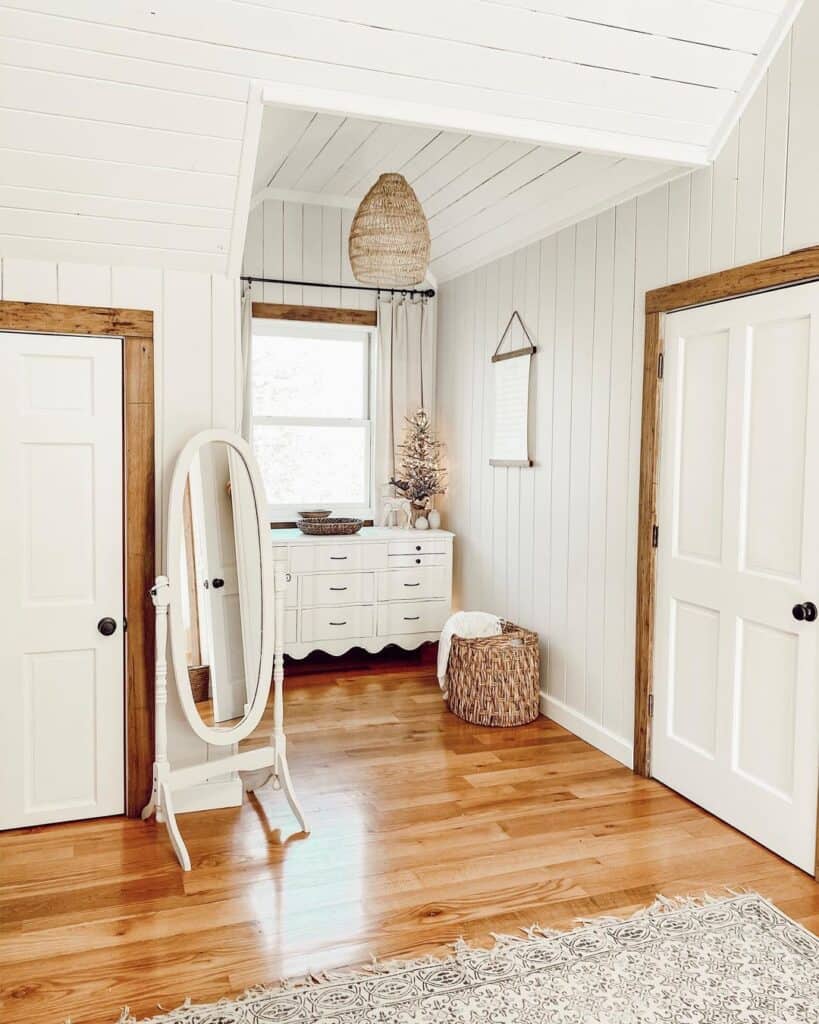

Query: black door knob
[[211, 578, 225, 589], [792, 601, 817, 622], [97, 617, 117, 636]]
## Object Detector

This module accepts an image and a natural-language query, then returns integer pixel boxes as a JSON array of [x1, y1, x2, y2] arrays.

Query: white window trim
[[250, 317, 377, 522]]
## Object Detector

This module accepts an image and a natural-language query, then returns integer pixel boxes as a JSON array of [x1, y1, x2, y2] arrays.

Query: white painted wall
[[0, 256, 241, 780], [244, 199, 376, 311], [435, 5, 819, 767]]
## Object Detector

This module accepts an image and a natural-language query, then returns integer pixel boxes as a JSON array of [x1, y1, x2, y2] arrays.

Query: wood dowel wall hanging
[[490, 310, 536, 467]]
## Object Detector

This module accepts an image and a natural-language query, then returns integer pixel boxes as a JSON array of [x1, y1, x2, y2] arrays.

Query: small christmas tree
[[390, 409, 446, 512]]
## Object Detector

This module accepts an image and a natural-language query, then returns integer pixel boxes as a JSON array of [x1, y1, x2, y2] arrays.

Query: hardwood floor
[[1, 660, 817, 1023]]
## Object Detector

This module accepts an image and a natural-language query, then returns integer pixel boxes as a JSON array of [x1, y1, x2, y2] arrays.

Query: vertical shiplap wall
[[243, 200, 377, 311], [436, 5, 819, 767], [0, 256, 241, 773]]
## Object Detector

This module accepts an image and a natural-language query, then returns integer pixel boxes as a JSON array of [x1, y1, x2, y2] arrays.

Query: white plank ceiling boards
[[251, 109, 685, 282], [0, 0, 803, 276]]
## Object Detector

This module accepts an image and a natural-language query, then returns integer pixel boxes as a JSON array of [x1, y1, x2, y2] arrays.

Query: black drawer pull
[[404, 615, 420, 621], [329, 586, 348, 591], [329, 620, 347, 626], [329, 555, 347, 561], [403, 582, 421, 587], [415, 545, 421, 551]]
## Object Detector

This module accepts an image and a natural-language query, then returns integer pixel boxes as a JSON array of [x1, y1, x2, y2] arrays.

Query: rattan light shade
[[349, 173, 431, 287]]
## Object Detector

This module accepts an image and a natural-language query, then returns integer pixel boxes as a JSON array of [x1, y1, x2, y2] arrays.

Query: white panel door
[[653, 284, 819, 872], [0, 332, 124, 829]]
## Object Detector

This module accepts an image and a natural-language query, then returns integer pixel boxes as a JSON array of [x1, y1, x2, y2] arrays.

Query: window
[[250, 318, 375, 519]]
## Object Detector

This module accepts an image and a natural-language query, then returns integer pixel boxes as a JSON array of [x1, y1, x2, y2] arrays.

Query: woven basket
[[447, 621, 540, 727], [349, 173, 431, 287], [296, 517, 363, 536]]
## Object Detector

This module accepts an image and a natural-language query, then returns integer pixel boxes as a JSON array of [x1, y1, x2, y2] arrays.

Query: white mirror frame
[[166, 428, 272, 747], [142, 428, 309, 870]]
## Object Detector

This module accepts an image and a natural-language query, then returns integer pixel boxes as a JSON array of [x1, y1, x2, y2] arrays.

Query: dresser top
[[270, 526, 454, 545]]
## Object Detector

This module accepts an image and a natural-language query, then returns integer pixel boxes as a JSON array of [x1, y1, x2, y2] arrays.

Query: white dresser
[[271, 527, 454, 658]]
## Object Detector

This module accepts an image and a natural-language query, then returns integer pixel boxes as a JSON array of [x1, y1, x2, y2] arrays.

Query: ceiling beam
[[706, 0, 804, 161], [250, 186, 359, 212], [261, 84, 710, 167], [227, 80, 265, 279]]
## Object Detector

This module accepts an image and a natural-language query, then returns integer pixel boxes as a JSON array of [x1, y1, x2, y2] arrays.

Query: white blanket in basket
[[437, 611, 503, 696]]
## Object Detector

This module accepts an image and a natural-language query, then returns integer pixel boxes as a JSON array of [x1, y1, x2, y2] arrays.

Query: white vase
[[414, 515, 429, 530], [428, 509, 441, 530]]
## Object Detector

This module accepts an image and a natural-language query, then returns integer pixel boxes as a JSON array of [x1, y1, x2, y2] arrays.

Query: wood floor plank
[[0, 664, 816, 1024]]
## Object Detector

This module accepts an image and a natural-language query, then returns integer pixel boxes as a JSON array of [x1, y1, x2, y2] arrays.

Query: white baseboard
[[540, 693, 633, 769], [174, 778, 243, 814]]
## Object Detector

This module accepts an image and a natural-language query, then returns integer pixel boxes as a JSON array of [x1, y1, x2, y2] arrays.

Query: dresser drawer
[[378, 567, 448, 602], [378, 600, 449, 636], [387, 553, 447, 568], [284, 608, 297, 644], [388, 538, 447, 557], [290, 543, 363, 574], [301, 605, 374, 643], [301, 572, 374, 607]]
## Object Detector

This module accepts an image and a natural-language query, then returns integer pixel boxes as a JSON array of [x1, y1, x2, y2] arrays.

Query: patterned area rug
[[120, 894, 819, 1023]]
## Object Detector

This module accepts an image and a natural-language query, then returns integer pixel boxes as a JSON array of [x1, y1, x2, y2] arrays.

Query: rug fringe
[[112, 888, 755, 1024]]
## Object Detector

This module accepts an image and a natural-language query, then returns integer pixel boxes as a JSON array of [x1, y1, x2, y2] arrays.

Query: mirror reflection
[[179, 441, 263, 729]]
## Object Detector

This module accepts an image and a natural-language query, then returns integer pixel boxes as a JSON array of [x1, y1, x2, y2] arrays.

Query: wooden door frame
[[633, 247, 819, 878], [0, 300, 155, 818]]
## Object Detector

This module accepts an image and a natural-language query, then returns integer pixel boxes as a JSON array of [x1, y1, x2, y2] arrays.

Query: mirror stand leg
[[159, 781, 191, 871], [141, 778, 157, 821], [275, 736, 309, 834], [146, 575, 171, 826], [240, 765, 275, 793]]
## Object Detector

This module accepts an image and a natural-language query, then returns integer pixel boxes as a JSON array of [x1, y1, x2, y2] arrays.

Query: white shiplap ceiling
[[0, 0, 803, 275], [252, 109, 682, 282]]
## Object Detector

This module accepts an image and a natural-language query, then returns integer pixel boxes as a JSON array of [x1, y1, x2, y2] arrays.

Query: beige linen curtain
[[373, 294, 436, 521]]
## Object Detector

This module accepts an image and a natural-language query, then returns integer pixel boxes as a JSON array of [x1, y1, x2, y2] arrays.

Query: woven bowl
[[297, 509, 332, 522], [296, 517, 363, 536]]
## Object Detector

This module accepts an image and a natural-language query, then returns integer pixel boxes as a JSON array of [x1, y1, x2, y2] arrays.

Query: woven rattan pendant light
[[349, 173, 431, 287]]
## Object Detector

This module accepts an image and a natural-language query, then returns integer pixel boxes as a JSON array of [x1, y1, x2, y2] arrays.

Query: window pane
[[254, 424, 368, 507], [252, 334, 365, 418]]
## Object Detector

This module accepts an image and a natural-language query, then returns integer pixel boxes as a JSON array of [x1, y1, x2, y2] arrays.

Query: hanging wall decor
[[349, 173, 431, 286], [490, 310, 536, 467]]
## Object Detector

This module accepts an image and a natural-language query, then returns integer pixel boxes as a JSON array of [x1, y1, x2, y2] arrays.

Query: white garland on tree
[[389, 409, 446, 512]]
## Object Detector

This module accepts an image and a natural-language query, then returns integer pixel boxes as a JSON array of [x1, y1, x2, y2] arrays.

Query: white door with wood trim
[[0, 332, 124, 829], [653, 283, 819, 873]]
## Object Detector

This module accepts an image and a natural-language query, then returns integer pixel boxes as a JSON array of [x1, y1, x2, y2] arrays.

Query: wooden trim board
[[634, 311, 662, 778], [634, 249, 819, 879], [0, 299, 155, 819], [645, 247, 819, 315], [252, 302, 377, 326], [490, 346, 537, 364]]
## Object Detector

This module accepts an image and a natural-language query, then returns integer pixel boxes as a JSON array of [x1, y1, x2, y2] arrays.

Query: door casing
[[0, 300, 155, 818], [634, 246, 819, 879]]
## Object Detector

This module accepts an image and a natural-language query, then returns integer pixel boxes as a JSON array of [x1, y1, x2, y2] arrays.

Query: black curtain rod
[[241, 275, 435, 299]]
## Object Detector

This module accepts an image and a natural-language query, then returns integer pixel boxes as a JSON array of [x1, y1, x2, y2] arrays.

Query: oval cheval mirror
[[141, 429, 309, 870], [178, 439, 263, 734]]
